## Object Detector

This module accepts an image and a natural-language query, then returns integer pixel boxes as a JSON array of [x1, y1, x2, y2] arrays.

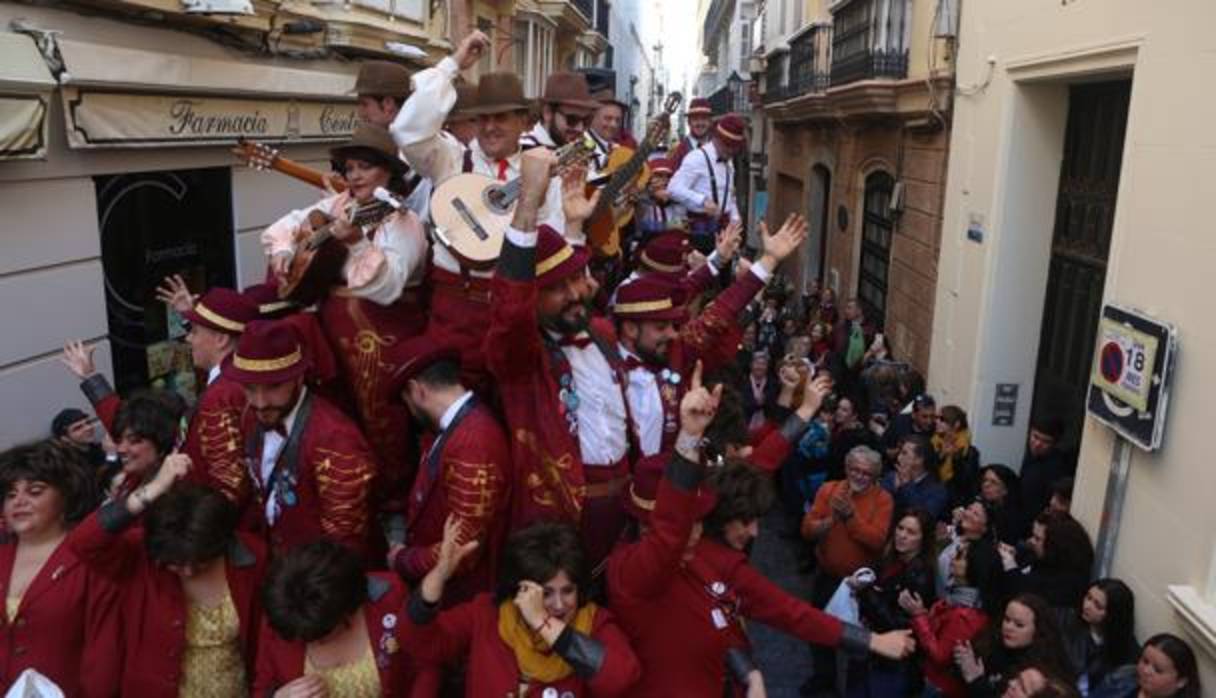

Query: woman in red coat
[[901, 539, 1000, 698], [404, 518, 641, 697], [66, 452, 268, 696], [0, 440, 121, 696], [254, 539, 415, 697]]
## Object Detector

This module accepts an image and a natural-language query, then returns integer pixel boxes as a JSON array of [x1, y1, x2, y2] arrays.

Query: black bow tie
[[623, 355, 658, 373], [267, 423, 287, 437]]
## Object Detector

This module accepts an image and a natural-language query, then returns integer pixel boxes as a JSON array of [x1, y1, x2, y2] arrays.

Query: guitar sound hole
[[484, 186, 510, 213]]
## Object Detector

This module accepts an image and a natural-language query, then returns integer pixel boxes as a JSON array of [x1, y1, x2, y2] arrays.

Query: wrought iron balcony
[[763, 51, 788, 104], [830, 0, 910, 85], [708, 73, 750, 114], [788, 23, 831, 97]]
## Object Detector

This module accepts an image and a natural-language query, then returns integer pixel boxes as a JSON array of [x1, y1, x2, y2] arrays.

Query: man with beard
[[385, 335, 509, 607], [519, 71, 600, 152], [391, 32, 588, 390], [224, 319, 376, 557], [614, 214, 807, 459], [668, 97, 714, 169], [485, 147, 634, 568]]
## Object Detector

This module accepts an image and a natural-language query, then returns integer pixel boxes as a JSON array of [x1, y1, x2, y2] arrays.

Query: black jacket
[[858, 557, 938, 633]]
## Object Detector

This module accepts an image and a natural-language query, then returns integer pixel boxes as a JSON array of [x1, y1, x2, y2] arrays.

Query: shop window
[[94, 167, 235, 396]]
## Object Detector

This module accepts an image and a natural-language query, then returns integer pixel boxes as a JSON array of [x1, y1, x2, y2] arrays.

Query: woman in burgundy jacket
[[67, 452, 267, 696], [253, 539, 416, 697], [902, 539, 1001, 698], [404, 518, 641, 697], [0, 440, 121, 697]]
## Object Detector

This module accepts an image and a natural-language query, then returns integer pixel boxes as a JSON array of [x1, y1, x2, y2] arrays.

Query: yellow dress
[[305, 649, 382, 698], [178, 592, 247, 698]]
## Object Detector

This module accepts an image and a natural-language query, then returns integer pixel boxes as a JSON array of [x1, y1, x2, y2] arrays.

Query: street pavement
[[749, 506, 820, 697]]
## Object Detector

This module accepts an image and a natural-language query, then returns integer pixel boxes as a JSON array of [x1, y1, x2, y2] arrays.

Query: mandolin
[[429, 136, 596, 270], [278, 187, 405, 306], [584, 91, 682, 258], [232, 139, 346, 193]]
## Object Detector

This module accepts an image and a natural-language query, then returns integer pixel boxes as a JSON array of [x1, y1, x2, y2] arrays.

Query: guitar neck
[[273, 157, 347, 193]]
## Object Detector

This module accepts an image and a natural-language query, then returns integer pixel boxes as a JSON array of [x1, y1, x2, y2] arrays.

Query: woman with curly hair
[[0, 440, 120, 696]]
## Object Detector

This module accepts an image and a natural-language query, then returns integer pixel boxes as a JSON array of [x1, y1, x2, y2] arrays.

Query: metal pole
[[1093, 435, 1132, 579]]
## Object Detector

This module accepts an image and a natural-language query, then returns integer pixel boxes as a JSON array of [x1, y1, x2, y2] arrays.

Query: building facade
[[929, 0, 1216, 685], [0, 0, 605, 447], [754, 0, 955, 376]]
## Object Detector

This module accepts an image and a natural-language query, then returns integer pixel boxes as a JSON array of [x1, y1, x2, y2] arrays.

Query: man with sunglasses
[[519, 71, 599, 151]]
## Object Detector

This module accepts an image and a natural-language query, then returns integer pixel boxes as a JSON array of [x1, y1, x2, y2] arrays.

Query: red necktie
[[558, 333, 592, 348], [497, 159, 509, 181]]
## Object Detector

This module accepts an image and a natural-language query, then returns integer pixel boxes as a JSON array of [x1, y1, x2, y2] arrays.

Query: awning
[[56, 39, 362, 149], [0, 32, 56, 160]]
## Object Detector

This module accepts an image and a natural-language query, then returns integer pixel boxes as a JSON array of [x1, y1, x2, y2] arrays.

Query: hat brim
[[547, 98, 600, 114], [616, 306, 688, 323], [329, 145, 407, 174], [537, 245, 592, 288], [182, 307, 241, 335], [220, 353, 309, 386], [463, 102, 531, 116]]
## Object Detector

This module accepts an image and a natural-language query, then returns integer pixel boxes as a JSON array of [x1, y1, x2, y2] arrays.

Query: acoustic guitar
[[232, 139, 346, 193], [584, 92, 682, 258], [429, 136, 597, 270], [278, 187, 405, 306]]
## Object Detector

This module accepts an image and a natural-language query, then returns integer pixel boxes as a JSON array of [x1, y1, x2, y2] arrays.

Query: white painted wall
[[931, 0, 1216, 684]]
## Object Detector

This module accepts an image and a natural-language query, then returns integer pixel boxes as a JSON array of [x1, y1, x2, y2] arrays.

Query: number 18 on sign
[[1086, 304, 1177, 451]]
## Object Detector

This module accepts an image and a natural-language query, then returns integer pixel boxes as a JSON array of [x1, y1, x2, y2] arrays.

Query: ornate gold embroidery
[[514, 429, 583, 517]]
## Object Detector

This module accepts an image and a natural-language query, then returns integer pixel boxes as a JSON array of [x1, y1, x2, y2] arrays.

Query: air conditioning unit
[[182, 0, 253, 14]]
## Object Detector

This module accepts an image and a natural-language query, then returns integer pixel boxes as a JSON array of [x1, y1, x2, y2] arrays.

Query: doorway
[[859, 170, 895, 324], [805, 164, 831, 291], [1031, 79, 1131, 441], [95, 167, 236, 396]]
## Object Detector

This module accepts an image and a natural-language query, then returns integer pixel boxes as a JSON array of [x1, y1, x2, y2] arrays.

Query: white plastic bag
[[4, 670, 64, 698], [823, 567, 876, 624]]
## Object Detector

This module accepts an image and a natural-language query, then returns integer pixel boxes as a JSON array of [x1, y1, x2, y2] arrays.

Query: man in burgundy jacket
[[224, 319, 377, 558], [387, 335, 511, 607], [484, 149, 633, 569]]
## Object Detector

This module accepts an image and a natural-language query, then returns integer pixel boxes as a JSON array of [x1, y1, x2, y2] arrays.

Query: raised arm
[[390, 32, 487, 184]]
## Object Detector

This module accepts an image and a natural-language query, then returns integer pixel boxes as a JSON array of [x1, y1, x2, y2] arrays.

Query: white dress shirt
[[620, 344, 663, 457], [206, 364, 222, 386], [668, 140, 741, 223], [258, 388, 306, 525], [389, 57, 578, 275], [563, 339, 629, 467]]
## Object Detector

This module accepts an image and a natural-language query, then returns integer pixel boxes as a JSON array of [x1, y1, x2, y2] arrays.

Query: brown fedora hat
[[352, 60, 411, 98], [330, 124, 404, 173], [449, 83, 479, 121], [540, 71, 599, 113], [465, 72, 530, 116]]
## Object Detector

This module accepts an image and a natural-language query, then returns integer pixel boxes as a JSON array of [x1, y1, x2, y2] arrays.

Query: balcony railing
[[788, 24, 831, 97], [708, 75, 750, 115], [763, 51, 788, 104], [830, 0, 910, 85]]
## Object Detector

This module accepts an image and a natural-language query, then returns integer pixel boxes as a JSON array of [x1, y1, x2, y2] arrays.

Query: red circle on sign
[[1100, 342, 1124, 383]]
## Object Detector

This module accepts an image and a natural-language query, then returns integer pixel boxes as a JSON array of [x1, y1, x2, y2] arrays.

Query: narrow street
[[750, 508, 818, 697]]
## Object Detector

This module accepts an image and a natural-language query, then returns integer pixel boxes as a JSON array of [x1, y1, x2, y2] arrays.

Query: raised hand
[[513, 580, 549, 631], [419, 515, 480, 604], [758, 214, 809, 269], [798, 374, 834, 418], [61, 340, 98, 379], [561, 163, 601, 225], [715, 219, 743, 260], [154, 274, 197, 314], [954, 640, 985, 682], [897, 589, 927, 616], [453, 30, 490, 71], [678, 361, 724, 438], [513, 148, 559, 231]]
